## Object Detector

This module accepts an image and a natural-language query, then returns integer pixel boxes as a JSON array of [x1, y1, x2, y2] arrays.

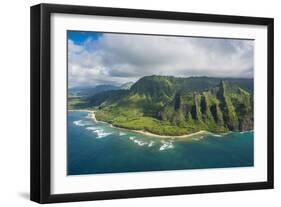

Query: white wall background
[[0, 0, 279, 206]]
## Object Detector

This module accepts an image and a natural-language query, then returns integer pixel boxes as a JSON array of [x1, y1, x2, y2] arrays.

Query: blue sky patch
[[68, 31, 103, 45]]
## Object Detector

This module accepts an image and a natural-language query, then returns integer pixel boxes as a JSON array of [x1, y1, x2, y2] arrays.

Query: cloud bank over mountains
[[68, 32, 253, 87]]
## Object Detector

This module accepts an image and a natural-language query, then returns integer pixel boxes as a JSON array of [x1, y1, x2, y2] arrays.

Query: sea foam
[[128, 137, 154, 147], [85, 113, 92, 119], [192, 136, 204, 141], [239, 130, 253, 134], [73, 120, 85, 126], [86, 126, 98, 131], [211, 134, 223, 137], [148, 141, 155, 147], [159, 140, 174, 151], [133, 139, 148, 146], [96, 131, 112, 139], [119, 132, 126, 136], [86, 126, 112, 139], [73, 119, 93, 126], [129, 136, 136, 140]]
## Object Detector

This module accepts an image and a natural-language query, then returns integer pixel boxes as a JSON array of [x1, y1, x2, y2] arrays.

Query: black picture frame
[[30, 3, 274, 204]]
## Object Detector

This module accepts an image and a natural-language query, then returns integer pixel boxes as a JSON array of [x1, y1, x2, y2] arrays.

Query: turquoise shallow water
[[67, 111, 254, 175]]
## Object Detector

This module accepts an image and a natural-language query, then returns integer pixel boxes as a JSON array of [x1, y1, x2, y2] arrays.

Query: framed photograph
[[30, 3, 274, 203]]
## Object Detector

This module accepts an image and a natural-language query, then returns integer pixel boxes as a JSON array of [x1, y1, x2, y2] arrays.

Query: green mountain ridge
[[70, 75, 253, 136], [159, 81, 253, 133]]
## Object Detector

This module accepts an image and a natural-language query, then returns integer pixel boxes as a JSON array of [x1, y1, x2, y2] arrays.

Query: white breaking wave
[[129, 136, 136, 140], [86, 126, 112, 139], [128, 137, 155, 147], [119, 132, 126, 136], [192, 136, 204, 141], [73, 120, 85, 126], [211, 134, 222, 137], [86, 126, 98, 131], [148, 141, 155, 147], [239, 130, 253, 134], [133, 139, 148, 146], [85, 113, 92, 119], [192, 138, 199, 141], [159, 140, 174, 151], [96, 131, 112, 139], [92, 129, 112, 139], [73, 119, 93, 126]]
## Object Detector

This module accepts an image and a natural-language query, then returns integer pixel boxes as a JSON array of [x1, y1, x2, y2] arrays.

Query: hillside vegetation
[[69, 76, 253, 136]]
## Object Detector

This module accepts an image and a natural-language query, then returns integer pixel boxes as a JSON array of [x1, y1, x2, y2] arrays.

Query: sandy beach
[[131, 129, 210, 139]]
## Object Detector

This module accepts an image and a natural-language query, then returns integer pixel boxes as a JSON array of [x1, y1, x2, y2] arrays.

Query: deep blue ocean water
[[67, 111, 254, 175]]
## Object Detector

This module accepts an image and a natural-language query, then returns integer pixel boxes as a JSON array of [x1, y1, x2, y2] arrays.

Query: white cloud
[[68, 34, 254, 87]]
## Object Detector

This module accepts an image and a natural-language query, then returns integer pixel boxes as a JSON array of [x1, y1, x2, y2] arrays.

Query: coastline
[[70, 109, 211, 139], [69, 109, 98, 122], [69, 109, 252, 139], [68, 109, 94, 113]]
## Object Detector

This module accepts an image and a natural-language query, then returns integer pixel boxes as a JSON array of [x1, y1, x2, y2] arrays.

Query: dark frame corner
[[30, 3, 274, 204]]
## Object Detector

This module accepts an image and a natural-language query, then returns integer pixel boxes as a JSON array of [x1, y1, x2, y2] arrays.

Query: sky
[[68, 31, 254, 88]]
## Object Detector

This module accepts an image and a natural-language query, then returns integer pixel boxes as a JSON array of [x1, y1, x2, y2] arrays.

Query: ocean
[[67, 111, 254, 175]]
